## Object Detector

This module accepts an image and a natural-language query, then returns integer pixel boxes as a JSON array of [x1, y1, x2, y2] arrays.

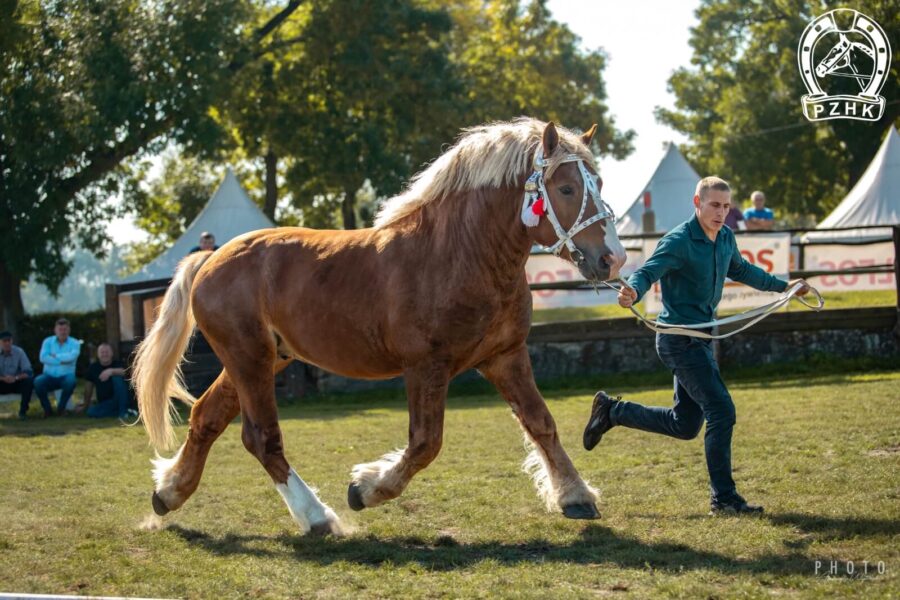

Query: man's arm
[[15, 348, 33, 378], [39, 339, 59, 366], [626, 236, 684, 302], [55, 340, 81, 364]]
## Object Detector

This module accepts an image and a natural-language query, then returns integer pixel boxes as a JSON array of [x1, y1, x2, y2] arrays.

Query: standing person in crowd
[[743, 191, 774, 230], [189, 231, 219, 254], [34, 318, 81, 415], [76, 343, 134, 420], [0, 331, 37, 419], [724, 204, 745, 231], [583, 177, 810, 515]]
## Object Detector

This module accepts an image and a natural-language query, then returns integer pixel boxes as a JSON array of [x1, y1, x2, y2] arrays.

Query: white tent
[[616, 143, 700, 237], [121, 168, 274, 282], [808, 126, 900, 241]]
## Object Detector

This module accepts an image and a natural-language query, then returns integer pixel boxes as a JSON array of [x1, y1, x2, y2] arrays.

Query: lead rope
[[595, 279, 825, 340]]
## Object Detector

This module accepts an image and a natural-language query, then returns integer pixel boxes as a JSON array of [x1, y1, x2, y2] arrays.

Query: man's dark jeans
[[610, 333, 739, 503], [0, 377, 34, 417], [86, 376, 130, 419]]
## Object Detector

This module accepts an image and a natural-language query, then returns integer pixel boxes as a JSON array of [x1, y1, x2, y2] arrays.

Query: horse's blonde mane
[[374, 118, 595, 229]]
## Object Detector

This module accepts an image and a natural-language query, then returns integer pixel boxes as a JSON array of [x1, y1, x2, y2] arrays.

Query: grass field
[[533, 288, 897, 323], [0, 365, 898, 598]]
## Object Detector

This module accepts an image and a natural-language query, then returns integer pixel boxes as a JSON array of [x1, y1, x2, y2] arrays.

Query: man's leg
[[32, 374, 55, 416], [610, 377, 705, 440], [110, 376, 129, 418], [57, 373, 77, 413], [86, 398, 118, 418], [17, 377, 34, 417], [657, 337, 739, 505]]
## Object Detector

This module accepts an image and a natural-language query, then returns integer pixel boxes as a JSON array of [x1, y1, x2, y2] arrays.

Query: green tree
[[442, 0, 634, 158], [657, 0, 899, 219], [0, 0, 304, 335]]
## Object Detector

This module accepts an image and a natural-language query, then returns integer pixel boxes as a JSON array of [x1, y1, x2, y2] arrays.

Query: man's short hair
[[0, 331, 11, 340], [695, 176, 731, 201], [751, 190, 765, 201], [200, 232, 215, 240], [55, 318, 70, 326]]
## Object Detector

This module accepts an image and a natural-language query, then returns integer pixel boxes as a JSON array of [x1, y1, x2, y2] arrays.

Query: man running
[[583, 176, 810, 515]]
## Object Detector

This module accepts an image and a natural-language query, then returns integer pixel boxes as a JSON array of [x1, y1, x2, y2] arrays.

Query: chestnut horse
[[133, 119, 626, 536]]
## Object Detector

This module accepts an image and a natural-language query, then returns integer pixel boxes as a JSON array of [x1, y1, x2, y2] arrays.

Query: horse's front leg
[[479, 345, 599, 519], [348, 362, 449, 510]]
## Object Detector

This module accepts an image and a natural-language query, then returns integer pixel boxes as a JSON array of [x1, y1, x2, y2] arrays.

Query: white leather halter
[[523, 146, 616, 260]]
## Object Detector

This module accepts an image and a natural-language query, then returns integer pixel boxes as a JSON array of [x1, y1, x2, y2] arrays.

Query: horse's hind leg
[[348, 362, 448, 510], [216, 341, 343, 536], [151, 370, 240, 515], [479, 345, 599, 519]]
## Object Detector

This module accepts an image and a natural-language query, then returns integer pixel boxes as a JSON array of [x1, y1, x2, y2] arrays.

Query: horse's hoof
[[562, 503, 600, 520], [347, 483, 366, 511], [151, 491, 171, 516], [309, 521, 335, 537]]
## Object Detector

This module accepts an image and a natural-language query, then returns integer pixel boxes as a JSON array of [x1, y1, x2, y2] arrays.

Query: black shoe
[[583, 391, 618, 451], [709, 495, 764, 516]]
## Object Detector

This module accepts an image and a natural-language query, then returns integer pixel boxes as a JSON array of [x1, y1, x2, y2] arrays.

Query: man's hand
[[99, 368, 113, 382], [1, 375, 14, 384], [788, 278, 811, 296], [618, 284, 638, 308]]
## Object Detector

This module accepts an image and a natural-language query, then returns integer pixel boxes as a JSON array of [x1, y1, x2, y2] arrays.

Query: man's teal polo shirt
[[628, 215, 788, 326]]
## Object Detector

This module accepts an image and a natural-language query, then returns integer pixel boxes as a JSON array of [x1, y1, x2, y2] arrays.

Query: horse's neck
[[411, 187, 532, 288]]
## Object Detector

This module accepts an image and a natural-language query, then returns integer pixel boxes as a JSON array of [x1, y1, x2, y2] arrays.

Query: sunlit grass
[[1, 366, 897, 598]]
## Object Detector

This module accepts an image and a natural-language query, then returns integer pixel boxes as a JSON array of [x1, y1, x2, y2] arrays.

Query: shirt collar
[[688, 215, 713, 244]]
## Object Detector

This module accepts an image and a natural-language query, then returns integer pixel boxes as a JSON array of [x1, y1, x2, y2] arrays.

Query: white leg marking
[[521, 438, 599, 512], [350, 448, 406, 507], [151, 443, 186, 509], [275, 467, 344, 536]]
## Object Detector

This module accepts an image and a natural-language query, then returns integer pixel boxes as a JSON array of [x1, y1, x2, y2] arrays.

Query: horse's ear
[[581, 124, 598, 146], [542, 121, 559, 157]]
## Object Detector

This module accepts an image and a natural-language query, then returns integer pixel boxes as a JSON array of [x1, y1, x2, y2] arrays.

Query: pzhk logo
[[798, 8, 891, 122]]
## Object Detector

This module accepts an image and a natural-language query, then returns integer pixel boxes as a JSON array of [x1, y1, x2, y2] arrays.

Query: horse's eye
[[559, 185, 574, 196]]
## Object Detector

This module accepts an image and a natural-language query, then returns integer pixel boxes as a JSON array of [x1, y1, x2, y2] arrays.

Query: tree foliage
[[0, 0, 303, 331], [657, 0, 899, 219]]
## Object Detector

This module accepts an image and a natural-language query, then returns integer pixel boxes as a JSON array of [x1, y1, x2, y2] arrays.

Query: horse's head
[[815, 33, 851, 77], [523, 122, 626, 282]]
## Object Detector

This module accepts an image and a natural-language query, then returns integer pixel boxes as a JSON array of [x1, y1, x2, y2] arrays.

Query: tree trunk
[[0, 260, 25, 338], [341, 188, 357, 230], [264, 148, 278, 221]]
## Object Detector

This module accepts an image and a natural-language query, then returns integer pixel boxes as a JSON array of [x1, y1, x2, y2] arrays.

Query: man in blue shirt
[[743, 190, 774, 230], [34, 318, 82, 415], [583, 177, 809, 515]]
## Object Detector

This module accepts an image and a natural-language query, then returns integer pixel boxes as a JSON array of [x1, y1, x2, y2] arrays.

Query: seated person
[[34, 318, 81, 415], [0, 330, 36, 419], [77, 343, 133, 419]]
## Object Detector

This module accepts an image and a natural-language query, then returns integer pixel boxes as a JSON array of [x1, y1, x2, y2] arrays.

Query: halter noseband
[[522, 146, 616, 262]]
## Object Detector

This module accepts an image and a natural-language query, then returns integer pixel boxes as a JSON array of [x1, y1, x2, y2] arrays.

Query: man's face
[[0, 338, 11, 353], [97, 344, 113, 363], [199, 237, 215, 251], [753, 195, 766, 210], [695, 189, 731, 234], [55, 323, 69, 340]]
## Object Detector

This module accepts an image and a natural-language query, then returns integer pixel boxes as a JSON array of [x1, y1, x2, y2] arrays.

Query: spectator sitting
[[189, 231, 219, 254], [0, 330, 37, 420], [34, 318, 82, 415], [743, 191, 774, 230], [75, 343, 135, 420]]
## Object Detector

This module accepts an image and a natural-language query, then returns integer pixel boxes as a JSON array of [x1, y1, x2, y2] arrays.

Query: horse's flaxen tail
[[133, 251, 212, 451]]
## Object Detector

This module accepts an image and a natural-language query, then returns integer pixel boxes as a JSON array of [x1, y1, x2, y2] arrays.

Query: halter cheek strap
[[521, 146, 616, 260]]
